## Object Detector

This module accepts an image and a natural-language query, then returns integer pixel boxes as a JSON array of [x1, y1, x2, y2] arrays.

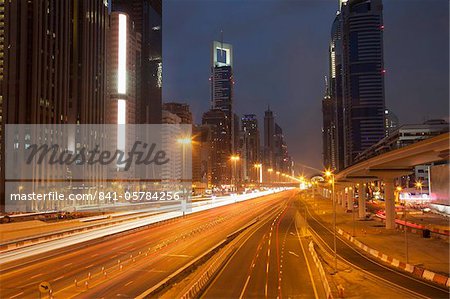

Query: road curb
[[308, 241, 333, 299], [336, 228, 450, 287]]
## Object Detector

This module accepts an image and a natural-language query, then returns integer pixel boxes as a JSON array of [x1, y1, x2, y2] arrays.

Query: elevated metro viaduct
[[323, 133, 449, 229]]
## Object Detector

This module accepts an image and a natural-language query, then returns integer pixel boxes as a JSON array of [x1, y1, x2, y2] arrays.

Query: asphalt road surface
[[0, 190, 292, 299], [300, 192, 450, 299], [202, 193, 325, 299]]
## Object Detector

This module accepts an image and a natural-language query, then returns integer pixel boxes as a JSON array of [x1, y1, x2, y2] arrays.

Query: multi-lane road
[[1, 188, 449, 299], [203, 193, 324, 299], [0, 190, 293, 298]]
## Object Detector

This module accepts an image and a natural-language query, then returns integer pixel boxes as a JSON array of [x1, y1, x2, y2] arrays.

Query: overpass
[[330, 133, 449, 229]]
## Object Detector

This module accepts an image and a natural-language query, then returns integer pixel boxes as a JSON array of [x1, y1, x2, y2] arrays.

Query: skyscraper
[[163, 102, 193, 124], [341, 0, 386, 166], [211, 40, 234, 152], [384, 108, 399, 136], [112, 0, 162, 124], [324, 0, 386, 170], [264, 107, 275, 167], [329, 10, 345, 171], [202, 109, 231, 187], [241, 114, 260, 182], [2, 0, 109, 210], [106, 12, 141, 126], [322, 78, 336, 170]]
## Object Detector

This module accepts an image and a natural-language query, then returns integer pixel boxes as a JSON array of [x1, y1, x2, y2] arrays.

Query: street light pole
[[332, 175, 337, 273], [325, 170, 337, 274]]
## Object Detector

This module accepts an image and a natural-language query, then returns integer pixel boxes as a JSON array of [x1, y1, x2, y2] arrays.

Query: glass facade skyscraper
[[324, 0, 386, 170], [341, 0, 386, 167]]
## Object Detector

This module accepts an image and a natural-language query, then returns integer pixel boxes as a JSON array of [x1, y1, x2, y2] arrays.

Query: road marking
[[91, 253, 99, 257], [295, 221, 319, 299], [9, 291, 24, 299], [85, 264, 94, 269], [124, 280, 134, 287], [238, 275, 251, 299], [268, 249, 271, 257], [29, 273, 42, 279], [63, 262, 73, 267], [162, 254, 190, 258], [288, 251, 299, 257], [53, 275, 65, 281]]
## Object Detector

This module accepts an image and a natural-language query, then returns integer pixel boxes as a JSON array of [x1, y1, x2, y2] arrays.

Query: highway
[[202, 193, 325, 299], [299, 191, 450, 299], [0, 190, 293, 298]]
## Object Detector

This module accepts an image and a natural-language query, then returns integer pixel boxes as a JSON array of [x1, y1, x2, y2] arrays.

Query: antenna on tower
[[220, 30, 224, 49]]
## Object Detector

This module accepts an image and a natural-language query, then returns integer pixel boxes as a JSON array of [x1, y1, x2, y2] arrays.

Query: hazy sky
[[163, 0, 449, 174]]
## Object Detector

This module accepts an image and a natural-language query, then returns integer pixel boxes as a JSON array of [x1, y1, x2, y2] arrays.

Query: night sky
[[163, 0, 449, 174]]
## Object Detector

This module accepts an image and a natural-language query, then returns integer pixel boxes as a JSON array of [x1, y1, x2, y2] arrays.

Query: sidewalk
[[301, 192, 449, 276]]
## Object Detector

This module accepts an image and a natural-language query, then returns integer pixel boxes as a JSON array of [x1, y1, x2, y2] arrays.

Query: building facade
[[324, 0, 386, 171], [202, 109, 231, 187], [112, 0, 162, 124], [341, 0, 386, 166], [241, 114, 260, 182], [264, 107, 275, 168], [1, 0, 109, 211], [163, 102, 193, 124], [211, 40, 234, 154]]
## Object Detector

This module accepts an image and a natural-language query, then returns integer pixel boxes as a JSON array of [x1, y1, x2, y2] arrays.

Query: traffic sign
[[38, 281, 51, 293]]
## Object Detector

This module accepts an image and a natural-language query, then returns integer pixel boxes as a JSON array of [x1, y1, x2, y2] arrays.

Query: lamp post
[[268, 168, 273, 186], [325, 169, 337, 274], [230, 155, 240, 192], [415, 181, 423, 195], [397, 186, 409, 263], [177, 137, 192, 216], [254, 164, 262, 186], [276, 171, 280, 185]]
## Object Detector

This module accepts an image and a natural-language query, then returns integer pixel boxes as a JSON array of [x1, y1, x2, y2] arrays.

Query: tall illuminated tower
[[324, 0, 386, 170], [106, 12, 141, 160], [341, 0, 386, 167], [211, 40, 234, 151]]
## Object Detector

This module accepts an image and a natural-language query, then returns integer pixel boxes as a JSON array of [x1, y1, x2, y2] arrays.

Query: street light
[[396, 185, 409, 263], [254, 163, 263, 185], [230, 155, 240, 191], [268, 168, 273, 185], [415, 181, 423, 195], [324, 169, 337, 274], [177, 137, 192, 216]]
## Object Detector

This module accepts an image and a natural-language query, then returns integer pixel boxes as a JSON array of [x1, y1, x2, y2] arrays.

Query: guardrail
[[0, 208, 172, 252], [136, 219, 258, 299], [308, 241, 333, 299], [0, 189, 287, 264]]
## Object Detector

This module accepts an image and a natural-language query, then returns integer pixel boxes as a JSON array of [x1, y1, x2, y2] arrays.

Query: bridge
[[328, 133, 449, 229]]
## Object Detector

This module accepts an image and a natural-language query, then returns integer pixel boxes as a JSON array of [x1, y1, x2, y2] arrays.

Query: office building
[[112, 0, 162, 124], [2, 0, 109, 211], [211, 40, 234, 153], [241, 114, 260, 182], [106, 12, 141, 126], [384, 108, 399, 136], [322, 77, 337, 170], [324, 0, 386, 170], [192, 125, 212, 192], [264, 107, 275, 168], [341, 0, 386, 166], [202, 109, 231, 187], [163, 102, 193, 124]]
